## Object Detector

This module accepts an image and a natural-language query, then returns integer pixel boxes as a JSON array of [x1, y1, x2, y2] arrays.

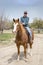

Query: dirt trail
[[0, 34, 43, 65]]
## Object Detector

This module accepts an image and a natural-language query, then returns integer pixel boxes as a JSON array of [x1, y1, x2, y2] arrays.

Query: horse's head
[[13, 18, 20, 33]]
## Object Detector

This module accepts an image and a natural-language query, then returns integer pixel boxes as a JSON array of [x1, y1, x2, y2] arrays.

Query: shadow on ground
[[8, 51, 24, 64]]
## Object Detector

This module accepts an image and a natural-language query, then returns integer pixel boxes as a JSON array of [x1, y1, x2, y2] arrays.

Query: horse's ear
[[18, 18, 19, 21], [13, 18, 15, 22]]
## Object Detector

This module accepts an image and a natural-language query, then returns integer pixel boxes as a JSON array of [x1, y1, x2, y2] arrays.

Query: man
[[20, 11, 32, 43]]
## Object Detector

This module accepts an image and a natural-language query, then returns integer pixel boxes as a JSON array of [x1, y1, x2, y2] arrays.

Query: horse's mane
[[19, 22, 26, 34]]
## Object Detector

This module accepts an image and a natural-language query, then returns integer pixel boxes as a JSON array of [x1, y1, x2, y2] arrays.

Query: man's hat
[[24, 11, 28, 14]]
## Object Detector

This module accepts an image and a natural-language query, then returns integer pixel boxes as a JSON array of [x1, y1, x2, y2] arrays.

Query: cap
[[24, 11, 28, 14]]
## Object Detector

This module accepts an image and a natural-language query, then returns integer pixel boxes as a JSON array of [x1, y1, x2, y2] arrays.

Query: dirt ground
[[0, 34, 43, 65]]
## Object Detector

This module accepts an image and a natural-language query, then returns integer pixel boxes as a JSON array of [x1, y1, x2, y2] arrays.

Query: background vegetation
[[0, 13, 43, 42]]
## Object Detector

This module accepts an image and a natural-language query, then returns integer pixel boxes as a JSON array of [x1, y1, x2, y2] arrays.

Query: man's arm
[[27, 17, 29, 23], [20, 17, 25, 25]]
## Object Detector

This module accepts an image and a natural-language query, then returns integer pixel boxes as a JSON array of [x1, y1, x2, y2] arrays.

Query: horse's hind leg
[[17, 45, 20, 61], [29, 43, 32, 56]]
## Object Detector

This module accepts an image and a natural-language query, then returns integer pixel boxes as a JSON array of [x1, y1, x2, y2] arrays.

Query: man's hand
[[22, 23, 25, 25]]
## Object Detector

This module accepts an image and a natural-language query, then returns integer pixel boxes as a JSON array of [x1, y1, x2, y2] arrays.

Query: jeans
[[25, 27, 32, 38]]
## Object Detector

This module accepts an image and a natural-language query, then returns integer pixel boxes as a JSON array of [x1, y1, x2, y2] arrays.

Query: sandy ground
[[0, 34, 43, 65]]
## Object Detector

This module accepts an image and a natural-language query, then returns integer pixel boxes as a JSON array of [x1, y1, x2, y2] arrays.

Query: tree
[[0, 13, 4, 34], [31, 18, 43, 28], [30, 18, 43, 33]]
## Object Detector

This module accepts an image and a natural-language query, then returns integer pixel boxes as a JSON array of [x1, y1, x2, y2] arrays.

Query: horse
[[13, 18, 34, 60]]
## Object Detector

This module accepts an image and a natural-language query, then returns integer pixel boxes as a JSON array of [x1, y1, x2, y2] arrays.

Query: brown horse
[[13, 18, 34, 60]]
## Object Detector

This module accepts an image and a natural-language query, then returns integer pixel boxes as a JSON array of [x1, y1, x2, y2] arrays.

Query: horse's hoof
[[26, 55, 29, 59], [17, 56, 19, 61], [25, 58, 28, 62], [29, 53, 32, 56], [23, 57, 28, 62], [17, 58, 19, 61]]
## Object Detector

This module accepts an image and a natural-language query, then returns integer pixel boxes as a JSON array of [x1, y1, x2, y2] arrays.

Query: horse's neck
[[19, 23, 26, 33]]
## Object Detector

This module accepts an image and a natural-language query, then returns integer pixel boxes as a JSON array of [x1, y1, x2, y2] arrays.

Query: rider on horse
[[20, 11, 32, 43]]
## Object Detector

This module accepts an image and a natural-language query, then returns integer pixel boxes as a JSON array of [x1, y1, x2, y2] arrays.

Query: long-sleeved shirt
[[20, 16, 29, 26]]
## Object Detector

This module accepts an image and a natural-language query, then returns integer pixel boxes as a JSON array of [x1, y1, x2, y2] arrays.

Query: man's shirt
[[20, 16, 29, 25]]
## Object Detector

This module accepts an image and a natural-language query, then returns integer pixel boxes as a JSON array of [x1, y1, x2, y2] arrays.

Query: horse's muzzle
[[12, 30, 17, 34]]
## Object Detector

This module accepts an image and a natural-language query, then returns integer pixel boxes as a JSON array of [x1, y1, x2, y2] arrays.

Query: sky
[[0, 0, 43, 23]]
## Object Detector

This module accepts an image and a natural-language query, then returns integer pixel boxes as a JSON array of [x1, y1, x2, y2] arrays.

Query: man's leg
[[25, 27, 32, 38], [25, 27, 32, 43]]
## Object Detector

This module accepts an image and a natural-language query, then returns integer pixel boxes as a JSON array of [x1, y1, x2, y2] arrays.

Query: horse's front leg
[[23, 44, 29, 62], [17, 45, 20, 61], [24, 44, 27, 58]]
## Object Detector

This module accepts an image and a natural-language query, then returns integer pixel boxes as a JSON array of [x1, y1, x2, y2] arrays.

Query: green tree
[[30, 18, 43, 33]]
